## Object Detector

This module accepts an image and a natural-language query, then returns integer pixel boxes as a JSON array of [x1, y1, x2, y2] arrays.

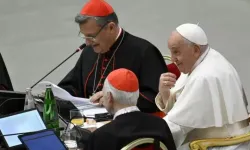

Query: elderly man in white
[[156, 23, 250, 150]]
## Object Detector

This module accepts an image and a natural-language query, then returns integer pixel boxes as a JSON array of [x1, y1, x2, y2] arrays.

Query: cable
[[0, 98, 24, 112]]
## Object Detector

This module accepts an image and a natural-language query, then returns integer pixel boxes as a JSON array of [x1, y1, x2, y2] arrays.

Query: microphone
[[30, 43, 86, 89]]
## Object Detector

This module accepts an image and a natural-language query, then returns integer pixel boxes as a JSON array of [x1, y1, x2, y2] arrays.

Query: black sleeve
[[162, 120, 177, 150], [85, 131, 117, 150], [57, 52, 84, 97], [85, 132, 95, 150], [137, 44, 168, 113], [0, 53, 13, 91]]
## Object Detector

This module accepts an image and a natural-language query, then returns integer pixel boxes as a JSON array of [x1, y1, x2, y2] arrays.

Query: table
[[37, 101, 111, 149]]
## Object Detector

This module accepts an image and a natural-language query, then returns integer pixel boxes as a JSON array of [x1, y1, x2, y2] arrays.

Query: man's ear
[[108, 22, 116, 32], [107, 92, 114, 104], [193, 44, 201, 57]]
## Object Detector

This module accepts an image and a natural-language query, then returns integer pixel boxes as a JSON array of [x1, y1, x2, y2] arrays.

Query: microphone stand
[[0, 44, 86, 112], [30, 50, 80, 89]]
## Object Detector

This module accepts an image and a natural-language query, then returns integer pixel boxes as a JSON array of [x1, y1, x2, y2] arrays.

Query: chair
[[151, 111, 166, 118], [163, 55, 180, 80], [189, 132, 250, 150], [121, 138, 168, 150], [163, 55, 171, 61]]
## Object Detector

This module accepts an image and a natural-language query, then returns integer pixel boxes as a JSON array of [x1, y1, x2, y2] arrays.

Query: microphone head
[[79, 43, 86, 49], [76, 43, 86, 52]]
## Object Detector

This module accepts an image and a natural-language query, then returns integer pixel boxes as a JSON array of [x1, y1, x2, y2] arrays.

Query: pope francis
[[156, 23, 250, 149]]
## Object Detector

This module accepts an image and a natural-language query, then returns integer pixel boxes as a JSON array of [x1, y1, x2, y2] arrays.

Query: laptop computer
[[18, 129, 67, 150], [0, 109, 47, 149]]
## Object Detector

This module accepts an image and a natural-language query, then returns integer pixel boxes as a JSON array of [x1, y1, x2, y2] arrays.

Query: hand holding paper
[[35, 81, 93, 106]]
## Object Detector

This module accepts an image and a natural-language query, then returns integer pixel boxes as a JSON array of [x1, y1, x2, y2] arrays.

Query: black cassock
[[85, 111, 176, 150], [58, 29, 168, 113], [0, 53, 13, 91]]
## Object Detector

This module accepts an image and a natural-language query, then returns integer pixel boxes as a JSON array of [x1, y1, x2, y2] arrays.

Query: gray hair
[[75, 12, 119, 27], [103, 79, 139, 106], [183, 38, 208, 53]]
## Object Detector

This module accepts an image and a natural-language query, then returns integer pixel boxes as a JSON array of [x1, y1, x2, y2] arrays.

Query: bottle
[[24, 88, 36, 110], [43, 84, 60, 136]]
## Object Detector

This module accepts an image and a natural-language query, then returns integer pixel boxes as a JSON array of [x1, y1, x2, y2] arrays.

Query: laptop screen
[[0, 109, 46, 147], [19, 130, 67, 150]]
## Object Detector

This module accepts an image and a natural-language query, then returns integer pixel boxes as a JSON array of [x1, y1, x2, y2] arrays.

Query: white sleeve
[[164, 116, 194, 148], [155, 92, 176, 113]]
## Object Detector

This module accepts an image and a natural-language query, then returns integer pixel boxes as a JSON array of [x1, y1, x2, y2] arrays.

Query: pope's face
[[79, 18, 115, 54], [168, 31, 201, 74]]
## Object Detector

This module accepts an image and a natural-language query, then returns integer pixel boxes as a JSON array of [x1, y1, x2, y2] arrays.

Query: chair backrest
[[163, 55, 171, 62], [121, 138, 168, 150], [189, 132, 250, 150], [151, 111, 166, 118]]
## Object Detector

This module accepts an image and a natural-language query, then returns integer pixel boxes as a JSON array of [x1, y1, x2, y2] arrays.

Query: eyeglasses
[[78, 22, 110, 41]]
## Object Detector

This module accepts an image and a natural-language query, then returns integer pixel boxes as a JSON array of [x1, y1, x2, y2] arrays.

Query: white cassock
[[156, 48, 250, 150]]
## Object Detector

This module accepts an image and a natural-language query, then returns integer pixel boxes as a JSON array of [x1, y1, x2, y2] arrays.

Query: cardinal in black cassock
[[58, 0, 168, 115], [0, 53, 13, 91], [85, 68, 176, 150]]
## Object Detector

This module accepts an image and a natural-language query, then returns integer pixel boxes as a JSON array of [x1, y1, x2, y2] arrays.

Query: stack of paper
[[35, 81, 93, 106], [79, 106, 108, 118]]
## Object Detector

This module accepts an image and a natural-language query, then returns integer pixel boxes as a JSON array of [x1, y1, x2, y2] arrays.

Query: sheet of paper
[[33, 81, 107, 116], [81, 122, 107, 129], [34, 81, 95, 107]]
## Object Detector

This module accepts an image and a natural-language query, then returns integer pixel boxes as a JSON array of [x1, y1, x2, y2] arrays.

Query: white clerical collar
[[190, 46, 210, 73], [115, 27, 122, 40], [113, 106, 140, 120]]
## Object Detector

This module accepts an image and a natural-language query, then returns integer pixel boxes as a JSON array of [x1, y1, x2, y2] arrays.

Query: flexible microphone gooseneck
[[30, 43, 86, 89]]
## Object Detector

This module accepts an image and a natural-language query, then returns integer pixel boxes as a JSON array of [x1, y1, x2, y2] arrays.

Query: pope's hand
[[90, 91, 103, 105], [159, 73, 176, 100]]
